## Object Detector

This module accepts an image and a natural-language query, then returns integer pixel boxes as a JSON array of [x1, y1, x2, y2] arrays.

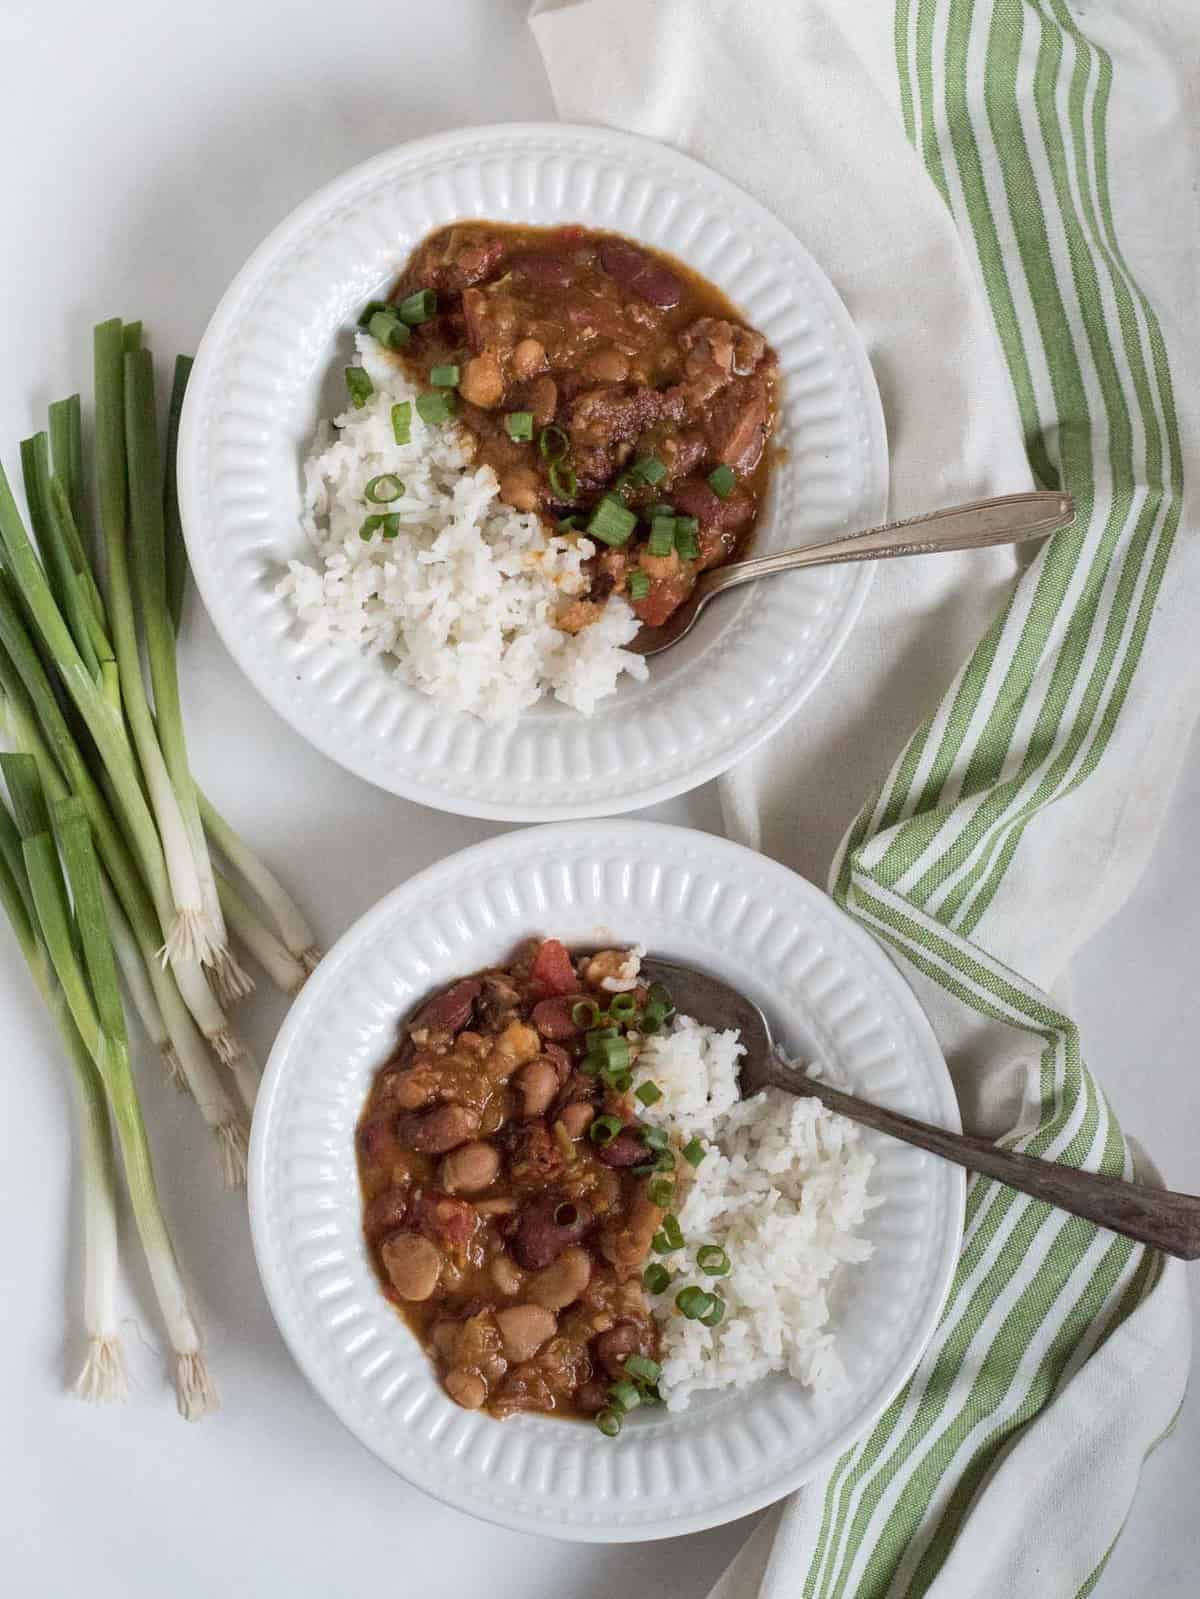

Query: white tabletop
[[1, 2, 1194, 1593]]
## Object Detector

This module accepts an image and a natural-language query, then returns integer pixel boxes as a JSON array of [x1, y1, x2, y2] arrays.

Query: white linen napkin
[[530, 2, 1198, 1594]]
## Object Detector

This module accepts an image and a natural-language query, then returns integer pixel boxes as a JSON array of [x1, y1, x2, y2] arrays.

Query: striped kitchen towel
[[531, 1, 1198, 1594]]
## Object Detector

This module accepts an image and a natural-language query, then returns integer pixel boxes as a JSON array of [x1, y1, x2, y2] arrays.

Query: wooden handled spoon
[[640, 957, 1200, 1260]]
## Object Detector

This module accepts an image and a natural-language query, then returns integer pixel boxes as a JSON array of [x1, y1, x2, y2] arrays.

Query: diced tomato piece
[[528, 938, 577, 997]]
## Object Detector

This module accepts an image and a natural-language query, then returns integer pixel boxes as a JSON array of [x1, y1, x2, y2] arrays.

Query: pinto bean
[[498, 466, 541, 512], [439, 1140, 500, 1194], [593, 1320, 642, 1380], [430, 1320, 463, 1361], [581, 345, 630, 383], [380, 1232, 441, 1301], [444, 1367, 487, 1410], [511, 1192, 593, 1270], [559, 1102, 595, 1140], [356, 1114, 397, 1164], [495, 1304, 558, 1363], [459, 350, 504, 409], [515, 1058, 560, 1119], [395, 1103, 481, 1154], [412, 979, 482, 1035], [511, 337, 546, 379], [363, 1186, 409, 1238], [575, 1378, 610, 1415], [490, 1253, 524, 1295], [526, 1245, 592, 1311], [530, 996, 582, 1041], [527, 376, 558, 427]]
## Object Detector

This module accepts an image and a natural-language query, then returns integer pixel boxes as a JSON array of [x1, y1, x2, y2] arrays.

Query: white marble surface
[[0, 2, 1193, 1593]]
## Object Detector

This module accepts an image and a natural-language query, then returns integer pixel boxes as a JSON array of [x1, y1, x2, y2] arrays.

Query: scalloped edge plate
[[178, 123, 887, 820], [249, 821, 962, 1540]]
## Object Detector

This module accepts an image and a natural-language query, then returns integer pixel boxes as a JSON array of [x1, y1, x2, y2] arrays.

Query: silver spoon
[[627, 491, 1075, 657], [639, 957, 1200, 1261]]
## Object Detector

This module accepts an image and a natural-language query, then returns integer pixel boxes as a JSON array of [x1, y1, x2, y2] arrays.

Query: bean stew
[[381, 222, 779, 632], [356, 939, 677, 1424]]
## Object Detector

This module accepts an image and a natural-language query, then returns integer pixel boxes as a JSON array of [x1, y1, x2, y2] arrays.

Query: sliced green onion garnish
[[647, 516, 676, 557], [696, 1244, 730, 1276], [359, 513, 401, 541], [595, 1407, 622, 1437], [558, 513, 581, 531], [429, 364, 460, 388], [364, 474, 404, 504], [357, 299, 388, 328], [589, 1113, 623, 1146], [635, 1080, 662, 1107], [654, 1149, 675, 1172], [572, 998, 601, 1029], [610, 1379, 641, 1412], [662, 1213, 684, 1249], [624, 1354, 662, 1383], [345, 366, 373, 408], [676, 1287, 714, 1320], [609, 991, 638, 1020], [640, 1003, 668, 1033], [674, 518, 700, 560], [539, 425, 569, 462], [592, 1026, 619, 1040], [700, 1295, 726, 1327], [604, 1068, 632, 1093], [397, 288, 438, 325], [368, 310, 411, 351], [416, 391, 458, 425], [641, 1264, 670, 1295], [682, 1137, 706, 1167], [586, 494, 637, 547], [588, 1035, 630, 1074], [646, 982, 674, 1012], [648, 1175, 674, 1208], [639, 1124, 669, 1152], [708, 463, 736, 498], [633, 454, 667, 485], [626, 569, 650, 600], [548, 460, 578, 501], [505, 410, 534, 442], [391, 401, 412, 445]]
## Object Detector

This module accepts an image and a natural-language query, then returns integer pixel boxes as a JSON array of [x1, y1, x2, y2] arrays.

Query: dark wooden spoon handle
[[762, 1060, 1200, 1260]]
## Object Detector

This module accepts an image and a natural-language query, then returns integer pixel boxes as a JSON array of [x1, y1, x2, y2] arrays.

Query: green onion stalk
[[0, 795, 126, 1402], [92, 322, 230, 979], [0, 644, 250, 1180], [122, 344, 250, 1006], [4, 758, 218, 1418]]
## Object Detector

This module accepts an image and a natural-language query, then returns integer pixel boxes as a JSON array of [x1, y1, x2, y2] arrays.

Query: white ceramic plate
[[178, 123, 887, 821], [249, 821, 963, 1540]]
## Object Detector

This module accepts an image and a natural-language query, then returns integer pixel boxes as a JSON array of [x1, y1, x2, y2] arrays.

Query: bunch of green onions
[[0, 322, 321, 1412]]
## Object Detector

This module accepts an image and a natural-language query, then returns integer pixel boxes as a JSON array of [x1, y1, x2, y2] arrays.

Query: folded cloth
[[531, 2, 1199, 1594]]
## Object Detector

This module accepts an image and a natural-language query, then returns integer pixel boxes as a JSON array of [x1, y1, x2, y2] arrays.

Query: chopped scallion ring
[[539, 425, 570, 462], [416, 391, 457, 425], [345, 366, 373, 408], [558, 512, 581, 530], [696, 1244, 731, 1277], [661, 1213, 684, 1249], [641, 1265, 670, 1295], [595, 1408, 622, 1437], [609, 991, 638, 1020], [609, 1379, 642, 1412], [571, 998, 601, 1029], [707, 463, 736, 498], [635, 1080, 663, 1107], [626, 568, 650, 600], [589, 1113, 623, 1146], [397, 288, 437, 325], [429, 364, 460, 388], [588, 1034, 630, 1074], [653, 1148, 676, 1172], [505, 410, 534, 442], [682, 1137, 707, 1167], [639, 1124, 669, 1151], [633, 454, 667, 485], [359, 513, 401, 541], [647, 516, 677, 556], [700, 1295, 726, 1328], [364, 473, 405, 504], [367, 309, 411, 351], [391, 401, 412, 444], [674, 517, 700, 560], [356, 299, 388, 328], [676, 1287, 715, 1320], [624, 1354, 662, 1383], [586, 494, 637, 547], [648, 1175, 674, 1208], [548, 460, 578, 502]]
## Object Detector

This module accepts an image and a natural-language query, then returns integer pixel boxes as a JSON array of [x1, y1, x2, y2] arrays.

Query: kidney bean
[[531, 996, 582, 1041], [513, 252, 576, 290], [356, 1114, 397, 1164], [395, 1102, 481, 1154], [411, 978, 482, 1035], [363, 1186, 409, 1238], [595, 1127, 646, 1168], [597, 239, 682, 308], [511, 1191, 593, 1270], [593, 1320, 643, 1381]]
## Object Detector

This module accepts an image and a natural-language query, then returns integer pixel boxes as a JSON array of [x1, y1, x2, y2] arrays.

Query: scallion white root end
[[212, 1029, 260, 1113], [214, 1119, 249, 1189], [209, 943, 255, 1007], [74, 1335, 129, 1403], [163, 906, 222, 970], [300, 945, 323, 976], [174, 1350, 220, 1421]]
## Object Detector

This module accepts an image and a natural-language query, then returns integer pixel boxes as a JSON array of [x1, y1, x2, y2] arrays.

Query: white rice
[[278, 333, 649, 722], [637, 1016, 877, 1410]]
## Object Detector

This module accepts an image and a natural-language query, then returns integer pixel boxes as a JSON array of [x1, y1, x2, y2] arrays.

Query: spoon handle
[[697, 491, 1075, 600], [762, 1058, 1200, 1260]]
